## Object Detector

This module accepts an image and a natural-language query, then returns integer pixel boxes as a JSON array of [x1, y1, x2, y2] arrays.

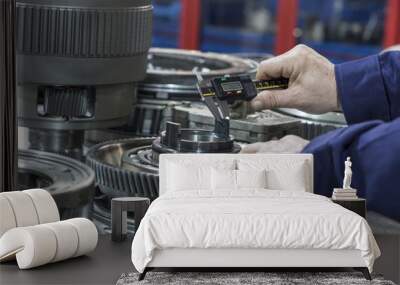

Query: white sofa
[[0, 189, 98, 269]]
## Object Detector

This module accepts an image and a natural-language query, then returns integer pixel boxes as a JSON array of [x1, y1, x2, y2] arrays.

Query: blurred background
[[154, 0, 394, 62], [12, 0, 400, 227]]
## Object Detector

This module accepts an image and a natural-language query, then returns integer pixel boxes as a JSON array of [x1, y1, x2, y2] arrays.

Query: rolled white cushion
[[0, 191, 39, 227], [42, 222, 79, 262], [23, 189, 59, 224], [0, 196, 17, 237], [0, 218, 98, 269], [0, 226, 57, 269], [65, 218, 98, 257]]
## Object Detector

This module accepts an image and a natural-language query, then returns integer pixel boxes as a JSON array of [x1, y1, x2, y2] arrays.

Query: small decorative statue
[[342, 157, 353, 189], [332, 157, 357, 199]]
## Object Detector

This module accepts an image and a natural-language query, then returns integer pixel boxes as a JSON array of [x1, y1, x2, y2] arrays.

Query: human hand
[[251, 45, 339, 114], [240, 135, 309, 154]]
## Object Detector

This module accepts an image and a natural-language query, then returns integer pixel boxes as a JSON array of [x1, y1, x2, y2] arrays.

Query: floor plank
[[0, 234, 133, 285]]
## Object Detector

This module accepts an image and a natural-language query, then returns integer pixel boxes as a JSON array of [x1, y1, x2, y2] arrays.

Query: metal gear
[[18, 149, 95, 218]]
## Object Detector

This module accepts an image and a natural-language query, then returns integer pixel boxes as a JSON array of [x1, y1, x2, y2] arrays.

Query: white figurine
[[332, 157, 357, 199], [342, 157, 353, 189]]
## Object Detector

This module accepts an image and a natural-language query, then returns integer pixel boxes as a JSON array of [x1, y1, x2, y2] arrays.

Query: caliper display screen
[[220, 81, 243, 92], [211, 75, 257, 101]]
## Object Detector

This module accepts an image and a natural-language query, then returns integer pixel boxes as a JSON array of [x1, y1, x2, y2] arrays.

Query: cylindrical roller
[[0, 196, 17, 237], [42, 221, 79, 262], [0, 226, 57, 269], [23, 189, 60, 224], [65, 218, 98, 257], [0, 192, 39, 227], [0, 218, 97, 269]]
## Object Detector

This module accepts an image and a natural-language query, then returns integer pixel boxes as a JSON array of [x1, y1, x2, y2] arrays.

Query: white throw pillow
[[236, 169, 267, 189], [168, 163, 210, 191], [238, 158, 308, 192], [211, 168, 237, 191], [167, 160, 236, 192], [211, 169, 267, 192], [266, 165, 307, 192]]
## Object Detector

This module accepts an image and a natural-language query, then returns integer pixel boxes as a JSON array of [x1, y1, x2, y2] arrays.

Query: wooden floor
[[0, 234, 133, 285], [1, 232, 398, 284]]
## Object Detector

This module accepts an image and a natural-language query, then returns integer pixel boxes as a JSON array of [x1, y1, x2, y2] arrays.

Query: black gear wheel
[[85, 138, 159, 201]]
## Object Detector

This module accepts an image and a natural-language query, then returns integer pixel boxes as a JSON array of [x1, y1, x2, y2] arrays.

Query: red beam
[[384, 0, 400, 48], [275, 0, 298, 55], [179, 0, 201, 50]]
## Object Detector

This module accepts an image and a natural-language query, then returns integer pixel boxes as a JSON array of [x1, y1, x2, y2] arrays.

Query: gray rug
[[116, 272, 396, 285]]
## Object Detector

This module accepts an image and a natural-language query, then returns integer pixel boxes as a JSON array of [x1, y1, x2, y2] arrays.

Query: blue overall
[[303, 51, 400, 221]]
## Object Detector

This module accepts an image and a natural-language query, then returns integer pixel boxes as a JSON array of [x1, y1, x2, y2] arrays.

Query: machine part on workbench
[[173, 103, 302, 143], [151, 122, 241, 164], [232, 52, 274, 63], [86, 130, 241, 202], [16, 0, 152, 158], [83, 99, 184, 145], [87, 48, 258, 139], [18, 149, 95, 218], [126, 99, 183, 137], [273, 108, 347, 140], [27, 129, 85, 161], [86, 137, 156, 233], [16, 0, 152, 85], [18, 83, 137, 131], [138, 48, 258, 101], [86, 138, 159, 200]]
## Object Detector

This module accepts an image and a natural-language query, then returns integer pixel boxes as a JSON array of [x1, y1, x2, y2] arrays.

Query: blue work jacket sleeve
[[302, 51, 400, 221], [336, 51, 400, 124]]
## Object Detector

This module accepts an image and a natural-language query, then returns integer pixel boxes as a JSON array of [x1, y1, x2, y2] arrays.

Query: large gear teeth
[[86, 138, 159, 201]]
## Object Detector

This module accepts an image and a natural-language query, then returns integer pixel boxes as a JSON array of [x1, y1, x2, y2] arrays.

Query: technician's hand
[[240, 135, 309, 154], [251, 45, 339, 114]]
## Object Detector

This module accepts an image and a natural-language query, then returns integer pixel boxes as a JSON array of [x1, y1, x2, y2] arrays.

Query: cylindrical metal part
[[16, 0, 153, 85], [0, 0, 17, 192], [164, 122, 181, 148], [273, 108, 346, 140], [18, 149, 95, 217], [28, 129, 85, 160], [15, 0, 153, 159], [152, 128, 241, 164], [18, 83, 137, 130]]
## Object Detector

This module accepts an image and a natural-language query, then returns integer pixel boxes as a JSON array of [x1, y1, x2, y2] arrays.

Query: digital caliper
[[195, 73, 288, 138], [198, 75, 288, 101]]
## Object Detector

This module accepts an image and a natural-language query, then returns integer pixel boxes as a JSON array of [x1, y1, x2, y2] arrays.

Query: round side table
[[111, 197, 150, 242]]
